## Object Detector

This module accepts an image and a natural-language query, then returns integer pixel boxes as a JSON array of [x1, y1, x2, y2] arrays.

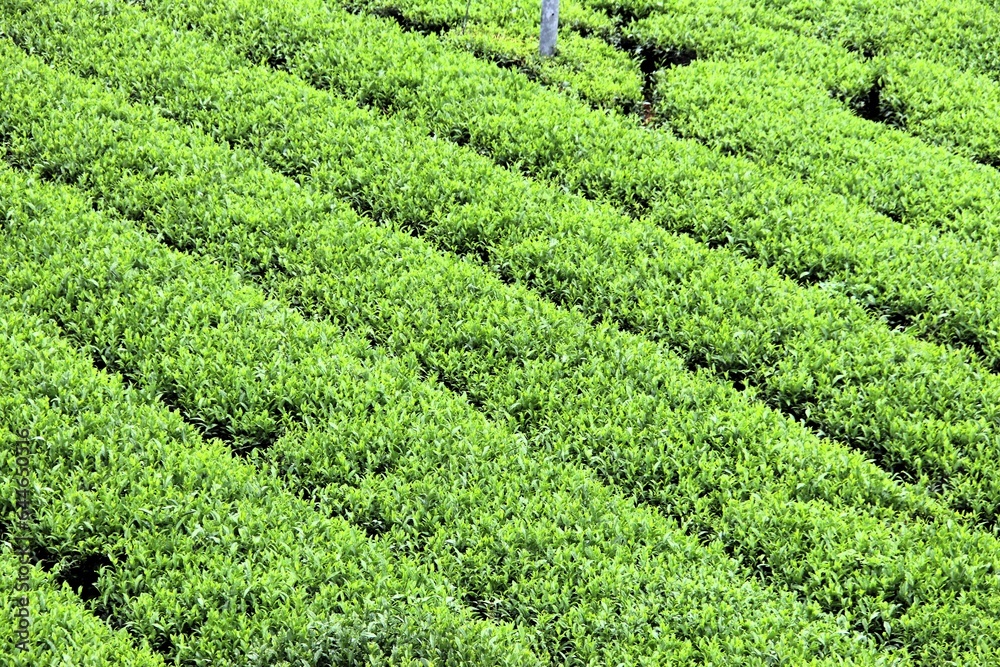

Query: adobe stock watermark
[[11, 429, 34, 653]]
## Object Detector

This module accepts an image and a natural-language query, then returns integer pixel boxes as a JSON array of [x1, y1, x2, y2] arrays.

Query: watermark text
[[12, 429, 33, 652]]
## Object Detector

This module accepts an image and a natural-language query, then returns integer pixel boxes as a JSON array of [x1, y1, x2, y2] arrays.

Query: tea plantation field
[[5, 0, 1000, 664]]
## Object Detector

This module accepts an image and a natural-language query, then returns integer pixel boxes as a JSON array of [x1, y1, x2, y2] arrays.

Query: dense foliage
[[4, 0, 1000, 664]]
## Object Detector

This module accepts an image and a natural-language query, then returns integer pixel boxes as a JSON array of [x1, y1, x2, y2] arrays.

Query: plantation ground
[[4, 0, 1000, 664]]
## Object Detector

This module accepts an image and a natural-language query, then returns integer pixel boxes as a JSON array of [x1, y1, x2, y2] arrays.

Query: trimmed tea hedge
[[593, 0, 1000, 164], [343, 0, 1000, 170], [0, 163, 906, 664], [6, 21, 1000, 663], [0, 304, 543, 665], [3, 0, 1000, 663], [0, 545, 167, 667], [13, 0, 1000, 524]]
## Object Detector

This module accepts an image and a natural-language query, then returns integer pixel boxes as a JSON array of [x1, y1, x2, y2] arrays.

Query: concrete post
[[540, 0, 559, 57]]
